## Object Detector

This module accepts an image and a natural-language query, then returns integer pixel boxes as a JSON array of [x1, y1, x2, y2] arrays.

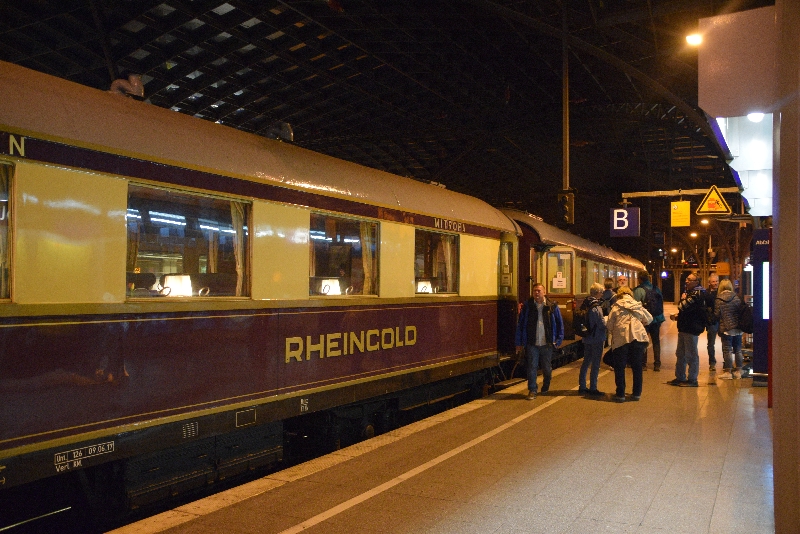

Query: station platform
[[112, 304, 773, 534]]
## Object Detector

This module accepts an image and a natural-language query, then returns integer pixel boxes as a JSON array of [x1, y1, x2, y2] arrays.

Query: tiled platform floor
[[113, 303, 773, 534]]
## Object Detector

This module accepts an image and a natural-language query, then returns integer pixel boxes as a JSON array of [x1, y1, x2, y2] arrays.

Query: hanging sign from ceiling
[[696, 185, 732, 215], [671, 201, 691, 227]]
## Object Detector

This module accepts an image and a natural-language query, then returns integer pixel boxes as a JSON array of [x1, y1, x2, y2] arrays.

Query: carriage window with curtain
[[0, 163, 10, 299], [126, 184, 249, 297], [414, 229, 459, 294], [309, 213, 378, 296]]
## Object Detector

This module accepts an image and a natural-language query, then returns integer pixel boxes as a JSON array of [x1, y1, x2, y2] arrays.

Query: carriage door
[[546, 250, 575, 338]]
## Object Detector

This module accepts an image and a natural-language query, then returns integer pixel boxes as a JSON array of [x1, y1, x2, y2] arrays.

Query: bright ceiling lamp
[[747, 112, 765, 122], [686, 33, 703, 46]]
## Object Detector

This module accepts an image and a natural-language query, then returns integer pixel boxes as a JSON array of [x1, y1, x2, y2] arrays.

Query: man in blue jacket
[[516, 283, 564, 400]]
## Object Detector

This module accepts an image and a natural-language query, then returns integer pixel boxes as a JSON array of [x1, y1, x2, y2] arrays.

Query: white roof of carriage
[[0, 61, 517, 234], [501, 209, 645, 271]]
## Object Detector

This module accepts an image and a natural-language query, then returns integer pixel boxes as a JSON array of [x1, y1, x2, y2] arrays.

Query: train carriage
[[501, 210, 645, 359], [0, 60, 644, 525], [0, 61, 518, 515]]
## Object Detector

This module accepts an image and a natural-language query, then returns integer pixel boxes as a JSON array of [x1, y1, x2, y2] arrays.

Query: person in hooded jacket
[[714, 279, 744, 379], [606, 286, 653, 402], [578, 283, 607, 396]]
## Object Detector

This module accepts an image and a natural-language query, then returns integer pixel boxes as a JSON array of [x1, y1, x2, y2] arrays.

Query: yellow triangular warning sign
[[696, 185, 732, 215]]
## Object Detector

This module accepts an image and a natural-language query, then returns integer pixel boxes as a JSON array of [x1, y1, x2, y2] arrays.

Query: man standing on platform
[[705, 274, 720, 372], [668, 273, 707, 387], [633, 270, 665, 371], [516, 283, 564, 400]]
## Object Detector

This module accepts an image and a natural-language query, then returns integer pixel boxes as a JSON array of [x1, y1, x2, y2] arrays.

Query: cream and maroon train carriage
[[0, 61, 642, 521], [501, 209, 645, 363], [0, 61, 518, 514]]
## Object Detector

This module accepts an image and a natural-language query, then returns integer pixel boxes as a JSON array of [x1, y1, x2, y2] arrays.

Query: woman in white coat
[[607, 286, 653, 402]]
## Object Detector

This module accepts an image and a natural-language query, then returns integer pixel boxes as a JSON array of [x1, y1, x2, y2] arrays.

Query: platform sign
[[696, 185, 732, 215], [610, 208, 640, 237], [671, 201, 691, 226]]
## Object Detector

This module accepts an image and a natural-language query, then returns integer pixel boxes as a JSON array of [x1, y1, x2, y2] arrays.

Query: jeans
[[676, 332, 700, 382], [721, 333, 744, 371], [579, 341, 604, 391], [612, 341, 646, 397], [706, 323, 719, 365], [526, 344, 553, 394], [644, 321, 662, 367]]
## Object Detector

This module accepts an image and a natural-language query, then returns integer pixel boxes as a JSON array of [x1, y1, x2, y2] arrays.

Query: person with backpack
[[668, 272, 707, 387], [714, 279, 744, 379], [607, 286, 652, 402], [577, 283, 607, 395], [633, 270, 666, 372], [704, 274, 720, 372]]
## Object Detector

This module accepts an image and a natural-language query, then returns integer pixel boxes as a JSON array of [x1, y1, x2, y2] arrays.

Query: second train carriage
[[501, 210, 645, 361], [0, 60, 643, 521]]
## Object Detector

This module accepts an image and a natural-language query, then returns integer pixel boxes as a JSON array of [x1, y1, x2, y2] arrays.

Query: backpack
[[572, 299, 598, 337], [640, 285, 663, 317], [600, 296, 612, 317], [737, 300, 754, 334]]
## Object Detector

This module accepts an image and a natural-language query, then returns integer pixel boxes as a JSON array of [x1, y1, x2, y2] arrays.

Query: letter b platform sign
[[610, 208, 640, 237]]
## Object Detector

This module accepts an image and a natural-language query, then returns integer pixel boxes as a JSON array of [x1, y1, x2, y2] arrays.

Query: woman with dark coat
[[714, 279, 744, 379]]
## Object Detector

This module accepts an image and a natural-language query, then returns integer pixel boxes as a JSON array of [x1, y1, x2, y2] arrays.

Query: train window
[[126, 185, 250, 297], [546, 251, 572, 294], [415, 229, 458, 294], [309, 213, 378, 296], [0, 163, 9, 299]]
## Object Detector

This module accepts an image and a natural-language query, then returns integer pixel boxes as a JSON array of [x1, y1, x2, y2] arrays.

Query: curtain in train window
[[414, 229, 459, 294], [546, 251, 572, 294], [580, 259, 588, 294], [126, 185, 249, 297], [309, 213, 378, 296], [0, 164, 10, 299]]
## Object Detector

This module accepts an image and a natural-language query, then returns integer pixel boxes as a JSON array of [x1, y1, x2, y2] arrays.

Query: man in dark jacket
[[633, 270, 666, 371], [516, 283, 564, 400], [668, 273, 706, 387]]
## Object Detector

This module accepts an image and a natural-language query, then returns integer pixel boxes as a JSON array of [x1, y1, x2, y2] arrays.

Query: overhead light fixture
[[686, 33, 703, 46], [747, 112, 765, 123], [700, 219, 709, 225], [690, 232, 698, 237]]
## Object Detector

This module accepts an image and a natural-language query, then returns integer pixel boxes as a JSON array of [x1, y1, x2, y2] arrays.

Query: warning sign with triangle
[[696, 185, 732, 215]]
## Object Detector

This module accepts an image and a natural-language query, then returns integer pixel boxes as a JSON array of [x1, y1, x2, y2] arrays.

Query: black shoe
[[653, 365, 660, 372], [587, 389, 604, 396], [680, 380, 699, 387], [540, 387, 549, 394], [667, 378, 687, 386], [614, 395, 625, 403], [629, 395, 641, 401], [578, 387, 589, 394]]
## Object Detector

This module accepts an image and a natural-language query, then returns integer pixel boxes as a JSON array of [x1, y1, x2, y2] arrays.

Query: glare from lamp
[[690, 232, 698, 237], [686, 33, 702, 46], [416, 280, 433, 293], [163, 275, 193, 297], [671, 248, 678, 253], [747, 112, 765, 123], [320, 279, 341, 295], [700, 219, 709, 225]]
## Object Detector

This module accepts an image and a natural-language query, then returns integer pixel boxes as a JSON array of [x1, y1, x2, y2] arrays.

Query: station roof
[[0, 0, 773, 257]]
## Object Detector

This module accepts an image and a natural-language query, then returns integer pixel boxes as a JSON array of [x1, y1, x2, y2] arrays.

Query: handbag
[[602, 348, 614, 367]]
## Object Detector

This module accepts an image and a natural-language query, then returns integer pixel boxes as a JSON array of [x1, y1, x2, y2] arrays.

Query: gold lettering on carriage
[[285, 325, 417, 363], [434, 218, 466, 233]]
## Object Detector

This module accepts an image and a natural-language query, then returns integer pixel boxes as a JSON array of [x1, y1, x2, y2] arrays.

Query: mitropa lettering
[[434, 218, 466, 233], [285, 326, 417, 363]]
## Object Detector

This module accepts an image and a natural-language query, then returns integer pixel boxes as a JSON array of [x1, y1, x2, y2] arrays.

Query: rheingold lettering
[[285, 325, 417, 363]]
